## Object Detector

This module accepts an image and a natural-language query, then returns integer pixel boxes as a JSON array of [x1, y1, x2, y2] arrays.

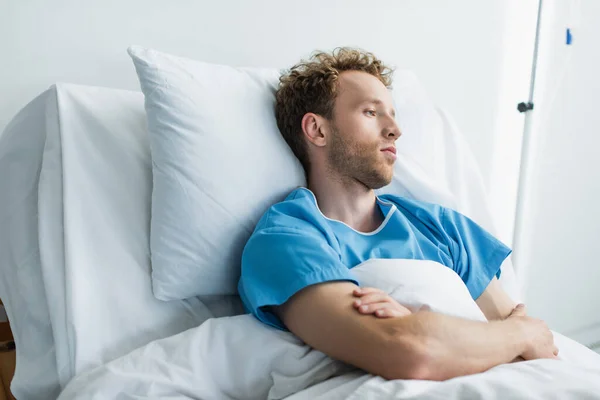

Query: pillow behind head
[[129, 46, 305, 299]]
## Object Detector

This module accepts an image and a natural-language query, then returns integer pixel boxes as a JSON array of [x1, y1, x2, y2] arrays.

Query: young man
[[238, 48, 557, 381]]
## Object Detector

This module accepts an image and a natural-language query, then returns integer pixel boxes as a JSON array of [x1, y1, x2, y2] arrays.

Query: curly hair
[[275, 47, 394, 176]]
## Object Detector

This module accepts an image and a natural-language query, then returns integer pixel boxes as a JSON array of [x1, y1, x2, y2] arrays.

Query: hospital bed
[[0, 46, 599, 400]]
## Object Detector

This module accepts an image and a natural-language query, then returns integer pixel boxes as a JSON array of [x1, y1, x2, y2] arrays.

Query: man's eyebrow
[[360, 99, 396, 117]]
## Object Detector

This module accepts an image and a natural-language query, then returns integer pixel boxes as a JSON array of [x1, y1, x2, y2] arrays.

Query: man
[[238, 48, 557, 381]]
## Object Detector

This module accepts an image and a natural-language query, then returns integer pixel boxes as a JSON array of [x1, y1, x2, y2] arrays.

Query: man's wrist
[[502, 318, 529, 358]]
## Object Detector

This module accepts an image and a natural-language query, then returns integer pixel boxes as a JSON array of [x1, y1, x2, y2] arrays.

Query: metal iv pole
[[511, 0, 543, 284]]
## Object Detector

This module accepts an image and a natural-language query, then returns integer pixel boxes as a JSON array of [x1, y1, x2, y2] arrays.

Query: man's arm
[[276, 281, 556, 381], [476, 276, 518, 321]]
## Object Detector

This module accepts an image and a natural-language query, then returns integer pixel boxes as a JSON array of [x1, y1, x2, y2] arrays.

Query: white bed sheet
[[0, 89, 62, 400], [0, 84, 245, 399], [288, 345, 600, 400], [37, 83, 222, 385], [289, 330, 600, 400]]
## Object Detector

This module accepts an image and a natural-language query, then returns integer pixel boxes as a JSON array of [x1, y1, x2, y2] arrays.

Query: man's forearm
[[386, 311, 526, 380], [476, 277, 518, 321], [277, 282, 533, 382]]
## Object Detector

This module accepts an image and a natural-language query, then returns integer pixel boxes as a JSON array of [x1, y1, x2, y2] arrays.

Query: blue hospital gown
[[238, 187, 511, 331]]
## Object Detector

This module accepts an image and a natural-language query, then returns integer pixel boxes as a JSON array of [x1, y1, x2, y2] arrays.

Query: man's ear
[[301, 112, 328, 147]]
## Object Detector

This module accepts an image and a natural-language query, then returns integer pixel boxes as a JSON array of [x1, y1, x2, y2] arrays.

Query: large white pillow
[[129, 46, 306, 299], [129, 46, 517, 300]]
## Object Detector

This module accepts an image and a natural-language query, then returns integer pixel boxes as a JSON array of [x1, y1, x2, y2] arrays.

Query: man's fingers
[[353, 287, 383, 297], [353, 293, 389, 306], [355, 302, 412, 318], [509, 303, 527, 317], [375, 309, 398, 318], [356, 302, 393, 314], [351, 288, 412, 319], [375, 307, 412, 318]]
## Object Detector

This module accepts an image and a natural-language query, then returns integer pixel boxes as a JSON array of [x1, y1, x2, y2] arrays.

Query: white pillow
[[351, 259, 487, 322], [129, 45, 517, 300], [129, 46, 306, 299]]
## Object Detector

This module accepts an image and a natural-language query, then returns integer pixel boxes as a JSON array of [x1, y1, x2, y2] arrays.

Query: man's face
[[326, 70, 401, 189]]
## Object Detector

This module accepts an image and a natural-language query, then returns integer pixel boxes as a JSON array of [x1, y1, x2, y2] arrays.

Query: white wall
[[515, 0, 600, 347], [0, 0, 537, 245]]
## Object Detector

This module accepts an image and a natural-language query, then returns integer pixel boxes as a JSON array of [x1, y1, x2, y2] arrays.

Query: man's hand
[[507, 303, 559, 360], [352, 287, 412, 318]]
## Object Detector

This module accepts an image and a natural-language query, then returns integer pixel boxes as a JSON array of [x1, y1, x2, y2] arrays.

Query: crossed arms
[[274, 271, 558, 381]]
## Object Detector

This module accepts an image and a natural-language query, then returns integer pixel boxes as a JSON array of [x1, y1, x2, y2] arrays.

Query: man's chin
[[368, 175, 393, 190]]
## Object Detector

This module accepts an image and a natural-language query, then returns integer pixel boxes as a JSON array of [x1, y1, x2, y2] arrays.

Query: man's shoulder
[[254, 187, 326, 233], [378, 193, 445, 214]]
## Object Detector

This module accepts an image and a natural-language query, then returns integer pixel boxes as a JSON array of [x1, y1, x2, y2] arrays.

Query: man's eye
[[365, 110, 376, 116]]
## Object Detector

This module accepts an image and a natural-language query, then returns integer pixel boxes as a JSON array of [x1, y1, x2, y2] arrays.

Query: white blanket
[[58, 259, 600, 399]]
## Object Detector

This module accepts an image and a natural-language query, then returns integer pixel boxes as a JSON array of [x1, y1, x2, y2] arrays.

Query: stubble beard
[[327, 126, 393, 190]]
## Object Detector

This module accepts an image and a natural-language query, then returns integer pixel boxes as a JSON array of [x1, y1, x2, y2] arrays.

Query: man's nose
[[384, 120, 401, 140]]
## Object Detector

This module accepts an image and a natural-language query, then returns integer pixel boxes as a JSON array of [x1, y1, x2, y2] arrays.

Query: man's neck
[[307, 171, 384, 233]]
